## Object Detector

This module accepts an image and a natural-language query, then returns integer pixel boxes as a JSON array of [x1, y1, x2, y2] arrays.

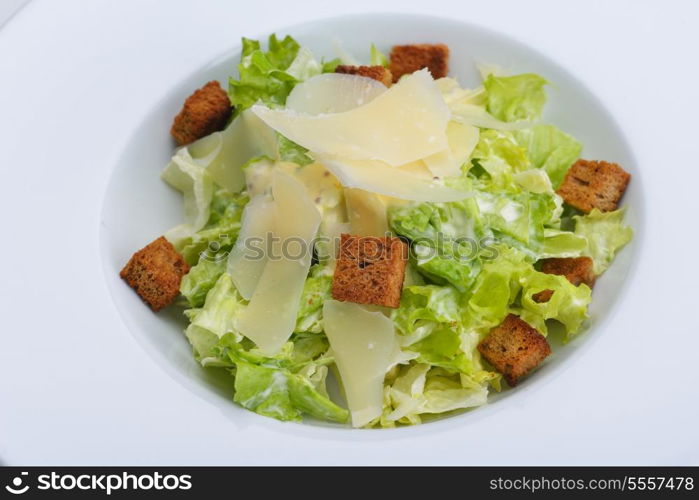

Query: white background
[[1, 0, 698, 465]]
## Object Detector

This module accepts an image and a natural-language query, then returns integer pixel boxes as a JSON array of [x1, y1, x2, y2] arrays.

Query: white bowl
[[100, 13, 642, 432]]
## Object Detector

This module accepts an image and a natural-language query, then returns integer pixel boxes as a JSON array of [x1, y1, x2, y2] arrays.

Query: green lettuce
[[277, 134, 313, 166], [285, 47, 322, 81], [574, 208, 633, 274], [228, 35, 337, 116], [540, 228, 588, 259], [466, 246, 591, 336], [232, 361, 347, 423], [389, 197, 485, 291], [408, 326, 472, 373], [484, 73, 548, 122], [379, 364, 490, 427], [183, 273, 247, 365], [393, 285, 462, 336], [161, 150, 215, 249], [229, 35, 299, 114], [180, 258, 226, 308], [216, 334, 348, 423], [471, 129, 530, 188], [370, 43, 389, 67], [513, 125, 582, 187], [295, 265, 333, 333], [392, 285, 499, 382], [179, 188, 248, 265]]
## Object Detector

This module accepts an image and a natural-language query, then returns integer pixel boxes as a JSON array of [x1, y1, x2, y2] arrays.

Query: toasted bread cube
[[541, 257, 596, 287], [556, 159, 630, 213], [171, 81, 232, 146], [478, 314, 551, 386], [332, 234, 408, 308], [120, 237, 190, 311], [389, 44, 450, 82], [335, 65, 393, 86], [533, 257, 596, 303]]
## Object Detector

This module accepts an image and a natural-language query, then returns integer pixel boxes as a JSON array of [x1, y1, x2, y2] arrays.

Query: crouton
[[389, 44, 450, 82], [120, 236, 190, 311], [477, 314, 551, 386], [171, 81, 232, 146], [332, 234, 408, 308], [556, 159, 631, 213], [533, 257, 596, 303], [335, 65, 393, 86]]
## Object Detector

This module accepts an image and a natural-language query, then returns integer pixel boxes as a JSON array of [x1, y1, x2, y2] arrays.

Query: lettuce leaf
[[285, 47, 322, 81], [389, 197, 486, 291], [471, 129, 530, 188], [484, 73, 547, 122], [295, 265, 333, 333], [161, 150, 215, 249], [180, 257, 226, 308], [216, 333, 347, 423], [408, 327, 473, 373], [574, 208, 633, 274], [229, 36, 298, 114], [178, 188, 248, 265], [540, 228, 588, 258], [370, 43, 389, 67], [183, 273, 248, 365], [466, 246, 591, 336], [380, 364, 489, 426], [393, 285, 462, 336], [229, 35, 324, 115], [513, 125, 582, 187], [232, 361, 347, 423], [277, 134, 313, 166], [518, 270, 592, 337]]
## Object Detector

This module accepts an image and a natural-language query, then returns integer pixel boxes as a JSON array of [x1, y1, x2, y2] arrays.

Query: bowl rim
[[99, 10, 645, 438]]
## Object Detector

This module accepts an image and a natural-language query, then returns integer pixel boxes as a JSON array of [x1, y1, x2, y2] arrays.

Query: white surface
[[0, 0, 697, 465], [0, 0, 29, 28]]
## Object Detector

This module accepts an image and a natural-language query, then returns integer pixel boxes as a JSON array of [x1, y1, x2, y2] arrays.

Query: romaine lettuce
[[178, 188, 248, 265], [161, 150, 214, 249], [484, 73, 547, 122], [370, 43, 389, 67], [217, 333, 348, 423], [180, 257, 226, 308], [513, 125, 582, 187], [574, 208, 633, 274], [229, 35, 301, 114]]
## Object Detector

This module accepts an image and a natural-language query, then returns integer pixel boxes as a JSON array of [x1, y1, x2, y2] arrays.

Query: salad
[[120, 34, 633, 428]]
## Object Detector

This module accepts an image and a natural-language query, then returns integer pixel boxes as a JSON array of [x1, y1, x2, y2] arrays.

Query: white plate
[[1, 2, 698, 465]]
